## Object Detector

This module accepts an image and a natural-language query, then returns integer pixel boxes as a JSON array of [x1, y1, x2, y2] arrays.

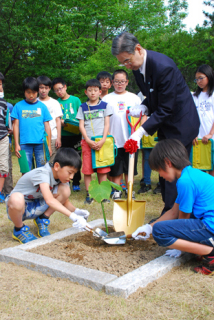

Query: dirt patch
[[30, 227, 166, 276]]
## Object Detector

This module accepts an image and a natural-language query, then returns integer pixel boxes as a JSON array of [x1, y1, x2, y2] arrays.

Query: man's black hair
[[23, 77, 39, 92], [85, 79, 101, 90], [96, 71, 112, 82], [194, 64, 214, 98], [52, 77, 66, 89], [0, 72, 5, 83], [37, 76, 52, 88], [149, 139, 191, 171], [53, 148, 82, 170], [112, 69, 129, 80]]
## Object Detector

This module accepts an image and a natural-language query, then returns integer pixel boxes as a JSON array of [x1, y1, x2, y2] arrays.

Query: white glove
[[128, 105, 149, 117], [74, 208, 90, 220], [69, 213, 89, 229], [164, 249, 183, 258], [130, 126, 148, 147], [132, 224, 152, 240]]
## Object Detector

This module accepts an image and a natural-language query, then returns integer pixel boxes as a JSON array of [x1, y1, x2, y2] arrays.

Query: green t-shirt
[[58, 95, 81, 136]]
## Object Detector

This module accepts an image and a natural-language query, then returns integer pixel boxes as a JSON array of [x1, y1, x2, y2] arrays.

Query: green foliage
[[88, 179, 122, 203]]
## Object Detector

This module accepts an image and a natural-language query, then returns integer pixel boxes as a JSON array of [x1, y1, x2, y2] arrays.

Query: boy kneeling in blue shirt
[[132, 139, 214, 275], [6, 148, 90, 244]]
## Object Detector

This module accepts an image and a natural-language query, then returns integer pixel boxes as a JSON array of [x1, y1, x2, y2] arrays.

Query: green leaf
[[108, 180, 123, 192], [88, 180, 111, 203]]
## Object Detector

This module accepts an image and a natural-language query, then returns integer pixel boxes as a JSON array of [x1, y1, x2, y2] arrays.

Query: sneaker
[[137, 183, 151, 194], [193, 265, 214, 275], [112, 190, 122, 200], [12, 225, 37, 244], [73, 185, 80, 192], [102, 199, 110, 204], [34, 217, 51, 237], [84, 195, 94, 204], [153, 182, 161, 194], [0, 191, 5, 203], [125, 189, 135, 199]]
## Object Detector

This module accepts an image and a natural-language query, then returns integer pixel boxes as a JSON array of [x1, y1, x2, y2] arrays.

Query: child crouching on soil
[[132, 139, 214, 275], [6, 148, 90, 244]]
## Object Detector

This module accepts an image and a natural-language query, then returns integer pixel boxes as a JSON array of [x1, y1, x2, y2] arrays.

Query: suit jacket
[[133, 50, 199, 146]]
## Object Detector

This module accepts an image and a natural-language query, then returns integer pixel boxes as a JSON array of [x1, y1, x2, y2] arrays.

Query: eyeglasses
[[194, 76, 207, 83], [54, 86, 64, 93], [113, 80, 127, 84], [118, 54, 134, 67]]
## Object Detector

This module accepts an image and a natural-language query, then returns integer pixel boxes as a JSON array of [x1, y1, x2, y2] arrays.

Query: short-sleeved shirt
[[11, 99, 52, 144], [58, 95, 81, 137], [175, 165, 214, 232], [102, 91, 141, 148], [76, 100, 112, 139], [9, 162, 60, 201], [38, 97, 63, 140]]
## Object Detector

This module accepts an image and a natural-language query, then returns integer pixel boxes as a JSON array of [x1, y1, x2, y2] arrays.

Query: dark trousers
[[61, 135, 82, 186], [159, 141, 192, 215]]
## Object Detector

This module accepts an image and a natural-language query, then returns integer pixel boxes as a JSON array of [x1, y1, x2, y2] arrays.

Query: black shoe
[[153, 183, 161, 194], [84, 193, 94, 204], [102, 199, 110, 204], [137, 183, 151, 194]]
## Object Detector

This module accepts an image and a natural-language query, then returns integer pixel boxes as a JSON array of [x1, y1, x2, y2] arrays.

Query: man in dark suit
[[112, 32, 200, 215]]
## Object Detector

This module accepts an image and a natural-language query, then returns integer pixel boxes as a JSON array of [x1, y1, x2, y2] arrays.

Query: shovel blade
[[113, 199, 146, 235]]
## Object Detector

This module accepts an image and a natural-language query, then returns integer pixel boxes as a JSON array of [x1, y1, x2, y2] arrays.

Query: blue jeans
[[153, 219, 214, 247], [20, 144, 45, 170], [143, 149, 152, 184]]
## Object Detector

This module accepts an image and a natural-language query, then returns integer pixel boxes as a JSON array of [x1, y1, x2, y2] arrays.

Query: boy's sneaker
[[120, 181, 126, 191], [125, 189, 135, 199], [137, 183, 151, 194], [102, 199, 110, 204], [12, 225, 37, 244], [0, 191, 5, 203], [34, 217, 51, 237], [73, 185, 80, 192], [112, 190, 122, 200], [84, 194, 94, 204], [153, 182, 161, 194]]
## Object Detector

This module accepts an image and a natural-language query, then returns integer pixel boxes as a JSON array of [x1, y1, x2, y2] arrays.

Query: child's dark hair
[[37, 76, 52, 88], [96, 71, 112, 82], [23, 77, 39, 92], [0, 72, 5, 84], [112, 69, 129, 80], [85, 79, 101, 90], [53, 148, 82, 170], [194, 64, 214, 97], [149, 139, 191, 171], [52, 77, 66, 89]]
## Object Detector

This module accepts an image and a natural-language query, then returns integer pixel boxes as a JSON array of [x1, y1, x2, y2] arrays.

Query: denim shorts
[[6, 198, 49, 221], [152, 219, 214, 248]]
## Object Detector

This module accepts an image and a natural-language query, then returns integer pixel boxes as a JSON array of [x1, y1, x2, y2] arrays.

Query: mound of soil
[[30, 227, 166, 277]]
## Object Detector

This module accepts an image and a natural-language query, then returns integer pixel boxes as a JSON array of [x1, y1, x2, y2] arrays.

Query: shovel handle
[[126, 109, 142, 134], [127, 232, 146, 239]]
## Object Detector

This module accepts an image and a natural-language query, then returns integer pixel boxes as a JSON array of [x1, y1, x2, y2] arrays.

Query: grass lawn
[[0, 153, 214, 320]]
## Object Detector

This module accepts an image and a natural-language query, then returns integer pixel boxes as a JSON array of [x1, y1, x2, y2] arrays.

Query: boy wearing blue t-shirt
[[12, 77, 52, 170], [132, 139, 214, 275]]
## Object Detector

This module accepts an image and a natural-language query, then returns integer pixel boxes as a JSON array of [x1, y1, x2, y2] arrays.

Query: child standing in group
[[192, 64, 214, 176], [76, 79, 112, 204], [0, 73, 9, 203], [37, 76, 63, 163], [6, 148, 90, 244], [96, 71, 112, 99], [11, 77, 52, 170], [102, 69, 141, 199], [52, 77, 82, 191], [132, 139, 214, 275]]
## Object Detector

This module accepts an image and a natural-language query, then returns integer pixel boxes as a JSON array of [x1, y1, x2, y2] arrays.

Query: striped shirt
[[0, 98, 8, 140]]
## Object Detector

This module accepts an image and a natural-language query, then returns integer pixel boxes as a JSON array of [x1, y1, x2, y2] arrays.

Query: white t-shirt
[[103, 91, 141, 148], [38, 97, 63, 140], [192, 92, 214, 139]]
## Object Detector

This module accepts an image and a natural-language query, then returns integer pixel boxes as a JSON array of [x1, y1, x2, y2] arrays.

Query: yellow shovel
[[113, 111, 146, 235]]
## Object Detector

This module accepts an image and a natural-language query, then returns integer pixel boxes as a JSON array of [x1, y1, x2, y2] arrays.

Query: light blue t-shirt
[[11, 99, 52, 144], [175, 165, 214, 233]]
